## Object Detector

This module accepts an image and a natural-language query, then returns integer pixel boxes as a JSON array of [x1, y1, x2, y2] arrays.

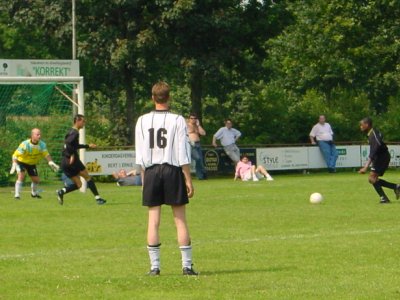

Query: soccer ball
[[310, 192, 323, 204]]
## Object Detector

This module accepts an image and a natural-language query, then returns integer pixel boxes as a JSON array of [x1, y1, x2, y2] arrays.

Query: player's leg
[[172, 205, 197, 275], [368, 172, 390, 203], [79, 168, 106, 204], [147, 205, 162, 275], [29, 175, 41, 198], [14, 170, 25, 199], [374, 152, 400, 199]]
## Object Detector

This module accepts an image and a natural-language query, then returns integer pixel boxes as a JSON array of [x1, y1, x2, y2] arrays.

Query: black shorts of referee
[[61, 157, 86, 178], [371, 151, 390, 176], [143, 164, 189, 207]]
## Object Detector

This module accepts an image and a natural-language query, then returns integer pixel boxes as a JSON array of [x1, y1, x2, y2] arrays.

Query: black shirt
[[62, 128, 89, 158], [368, 128, 388, 160]]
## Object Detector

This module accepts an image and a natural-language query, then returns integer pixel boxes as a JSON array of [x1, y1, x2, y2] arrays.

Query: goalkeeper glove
[[10, 162, 21, 174], [48, 161, 60, 172]]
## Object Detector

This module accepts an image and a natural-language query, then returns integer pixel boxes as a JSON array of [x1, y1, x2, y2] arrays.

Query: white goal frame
[[0, 76, 85, 156], [0, 76, 87, 191]]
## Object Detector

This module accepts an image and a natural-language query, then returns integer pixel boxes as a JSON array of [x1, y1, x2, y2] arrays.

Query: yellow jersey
[[13, 139, 49, 165]]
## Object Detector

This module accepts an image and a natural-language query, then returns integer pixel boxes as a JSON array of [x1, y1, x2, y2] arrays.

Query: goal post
[[0, 76, 85, 186]]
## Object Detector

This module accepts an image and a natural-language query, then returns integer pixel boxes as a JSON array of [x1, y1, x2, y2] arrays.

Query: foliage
[[1, 1, 400, 144]]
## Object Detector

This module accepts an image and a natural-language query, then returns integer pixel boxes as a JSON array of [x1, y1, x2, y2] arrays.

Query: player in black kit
[[359, 117, 400, 204], [56, 114, 106, 205]]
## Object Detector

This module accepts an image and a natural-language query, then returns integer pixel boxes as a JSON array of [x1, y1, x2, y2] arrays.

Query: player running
[[56, 114, 106, 205], [358, 117, 400, 204], [10, 128, 59, 199], [135, 81, 198, 276]]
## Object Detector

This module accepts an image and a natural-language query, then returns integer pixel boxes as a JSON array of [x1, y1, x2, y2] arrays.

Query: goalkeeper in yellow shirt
[[10, 128, 59, 199]]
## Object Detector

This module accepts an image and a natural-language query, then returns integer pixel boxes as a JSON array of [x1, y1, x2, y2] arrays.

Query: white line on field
[[207, 227, 400, 244], [1, 227, 399, 260]]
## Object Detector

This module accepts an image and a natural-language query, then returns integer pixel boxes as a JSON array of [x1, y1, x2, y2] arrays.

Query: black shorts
[[18, 161, 38, 177], [371, 151, 391, 176], [61, 157, 86, 178], [142, 164, 189, 207]]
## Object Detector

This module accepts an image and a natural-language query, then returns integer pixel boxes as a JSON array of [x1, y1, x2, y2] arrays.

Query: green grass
[[2, 171, 400, 299]]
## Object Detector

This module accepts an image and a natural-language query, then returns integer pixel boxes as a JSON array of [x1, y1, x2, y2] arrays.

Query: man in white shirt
[[135, 81, 197, 276], [212, 119, 241, 165], [309, 115, 338, 173]]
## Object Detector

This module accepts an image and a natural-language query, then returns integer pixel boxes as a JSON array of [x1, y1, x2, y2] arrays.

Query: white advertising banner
[[308, 145, 361, 168], [85, 150, 137, 175], [0, 59, 80, 77], [258, 145, 364, 170], [361, 145, 400, 167], [257, 147, 309, 170]]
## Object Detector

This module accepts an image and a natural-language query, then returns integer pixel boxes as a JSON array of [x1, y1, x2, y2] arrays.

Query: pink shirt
[[235, 161, 252, 178]]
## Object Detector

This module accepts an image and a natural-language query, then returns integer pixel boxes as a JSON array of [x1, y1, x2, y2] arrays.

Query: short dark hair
[[74, 114, 85, 124], [225, 118, 232, 123], [189, 112, 198, 118], [361, 117, 373, 127], [152, 81, 170, 103]]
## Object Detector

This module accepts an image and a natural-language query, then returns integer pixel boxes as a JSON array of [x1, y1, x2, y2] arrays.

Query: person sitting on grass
[[234, 155, 274, 182], [112, 169, 142, 186]]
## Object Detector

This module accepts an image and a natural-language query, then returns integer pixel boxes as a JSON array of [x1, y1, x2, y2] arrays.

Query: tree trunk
[[124, 66, 135, 145], [190, 69, 204, 120]]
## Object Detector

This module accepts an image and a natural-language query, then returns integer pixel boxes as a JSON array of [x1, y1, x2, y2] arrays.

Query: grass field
[[2, 171, 400, 299]]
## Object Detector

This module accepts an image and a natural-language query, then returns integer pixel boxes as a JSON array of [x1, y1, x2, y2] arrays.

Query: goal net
[[0, 77, 85, 186]]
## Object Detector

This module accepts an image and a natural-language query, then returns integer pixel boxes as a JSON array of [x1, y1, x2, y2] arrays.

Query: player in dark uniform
[[56, 114, 106, 205], [359, 117, 400, 204], [135, 82, 197, 276]]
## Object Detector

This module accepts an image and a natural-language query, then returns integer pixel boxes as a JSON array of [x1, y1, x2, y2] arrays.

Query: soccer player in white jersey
[[135, 81, 197, 276], [10, 128, 59, 199]]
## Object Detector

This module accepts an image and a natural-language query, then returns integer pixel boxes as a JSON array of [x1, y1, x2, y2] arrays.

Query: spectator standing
[[309, 115, 338, 173], [187, 112, 207, 180], [212, 119, 241, 165]]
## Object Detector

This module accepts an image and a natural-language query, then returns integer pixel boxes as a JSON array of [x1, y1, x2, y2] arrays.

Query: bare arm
[[181, 164, 194, 198], [198, 124, 206, 136], [212, 136, 218, 147], [359, 158, 371, 174], [310, 136, 316, 144]]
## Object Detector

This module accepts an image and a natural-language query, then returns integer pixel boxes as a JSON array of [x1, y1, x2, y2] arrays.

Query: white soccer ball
[[310, 192, 323, 204]]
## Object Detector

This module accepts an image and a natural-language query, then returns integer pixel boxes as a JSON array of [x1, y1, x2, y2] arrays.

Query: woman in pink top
[[234, 156, 274, 181]]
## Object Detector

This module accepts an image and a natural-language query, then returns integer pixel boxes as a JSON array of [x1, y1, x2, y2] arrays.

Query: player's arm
[[10, 153, 21, 174], [181, 164, 194, 198], [359, 158, 371, 174], [45, 154, 60, 172], [10, 144, 25, 174]]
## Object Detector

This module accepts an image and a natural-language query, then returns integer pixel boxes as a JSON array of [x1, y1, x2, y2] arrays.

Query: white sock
[[147, 244, 161, 270], [15, 181, 23, 197], [179, 245, 193, 269], [31, 182, 38, 195]]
